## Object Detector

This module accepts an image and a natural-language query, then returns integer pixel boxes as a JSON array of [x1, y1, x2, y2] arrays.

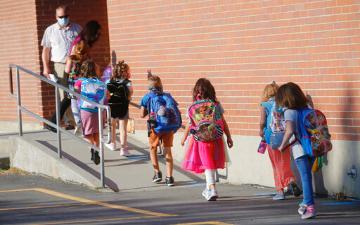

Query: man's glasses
[[58, 15, 69, 19]]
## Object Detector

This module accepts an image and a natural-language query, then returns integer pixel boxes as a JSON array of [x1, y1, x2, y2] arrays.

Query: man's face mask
[[57, 15, 69, 27]]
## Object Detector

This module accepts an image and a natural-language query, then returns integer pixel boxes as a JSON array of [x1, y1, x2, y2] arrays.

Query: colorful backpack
[[80, 78, 106, 113], [188, 100, 224, 142], [107, 79, 130, 118], [147, 92, 182, 134], [262, 99, 286, 149], [297, 109, 332, 157]]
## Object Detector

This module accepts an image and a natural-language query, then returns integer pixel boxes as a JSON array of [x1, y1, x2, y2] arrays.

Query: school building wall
[[107, 1, 360, 197], [0, 0, 110, 133]]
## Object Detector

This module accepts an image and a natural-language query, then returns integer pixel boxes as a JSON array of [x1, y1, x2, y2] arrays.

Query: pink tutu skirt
[[182, 136, 226, 174]]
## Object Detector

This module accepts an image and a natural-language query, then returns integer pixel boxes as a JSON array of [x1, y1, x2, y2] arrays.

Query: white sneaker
[[105, 143, 117, 151], [209, 189, 219, 201], [202, 188, 211, 200], [202, 188, 218, 201], [120, 148, 130, 157]]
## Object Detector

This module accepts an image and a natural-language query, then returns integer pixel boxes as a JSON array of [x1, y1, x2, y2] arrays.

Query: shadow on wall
[[338, 83, 360, 197]]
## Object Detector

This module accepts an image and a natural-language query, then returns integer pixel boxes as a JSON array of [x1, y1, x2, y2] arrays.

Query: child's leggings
[[205, 169, 216, 189], [71, 99, 81, 125], [295, 155, 315, 206]]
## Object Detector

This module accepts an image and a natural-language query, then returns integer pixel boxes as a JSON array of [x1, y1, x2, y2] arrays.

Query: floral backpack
[[297, 108, 332, 157], [188, 100, 224, 142]]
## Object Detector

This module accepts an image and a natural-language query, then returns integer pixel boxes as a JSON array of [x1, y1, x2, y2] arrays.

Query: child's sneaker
[[152, 171, 162, 183], [202, 188, 211, 200], [94, 151, 100, 165], [90, 148, 95, 161], [105, 143, 117, 151], [209, 189, 218, 201], [165, 176, 175, 187], [301, 205, 316, 220], [290, 182, 302, 197], [120, 148, 130, 156], [272, 191, 285, 200], [298, 203, 307, 215]]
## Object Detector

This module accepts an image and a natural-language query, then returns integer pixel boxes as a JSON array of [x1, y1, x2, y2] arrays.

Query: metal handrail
[[8, 64, 111, 188]]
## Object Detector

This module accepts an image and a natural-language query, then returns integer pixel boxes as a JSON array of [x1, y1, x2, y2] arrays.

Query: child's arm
[[181, 124, 190, 146], [259, 106, 266, 137], [128, 86, 134, 101], [140, 106, 148, 118], [278, 120, 295, 151], [222, 115, 233, 148]]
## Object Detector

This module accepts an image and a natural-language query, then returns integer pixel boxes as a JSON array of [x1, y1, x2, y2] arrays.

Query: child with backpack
[[276, 82, 332, 220], [76, 60, 106, 165], [259, 82, 301, 200], [181, 78, 233, 201], [105, 61, 133, 156], [140, 72, 182, 186]]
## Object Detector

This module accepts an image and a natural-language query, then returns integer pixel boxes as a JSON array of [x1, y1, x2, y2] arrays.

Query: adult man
[[41, 5, 81, 130]]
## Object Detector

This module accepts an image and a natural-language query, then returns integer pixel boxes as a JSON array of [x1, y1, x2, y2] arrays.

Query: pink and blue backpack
[[188, 100, 224, 142]]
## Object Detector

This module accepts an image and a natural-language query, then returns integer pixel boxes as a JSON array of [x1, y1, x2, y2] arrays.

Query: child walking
[[259, 82, 301, 200], [276, 82, 316, 219], [76, 60, 106, 165], [181, 78, 233, 201], [105, 61, 133, 156], [140, 73, 182, 187]]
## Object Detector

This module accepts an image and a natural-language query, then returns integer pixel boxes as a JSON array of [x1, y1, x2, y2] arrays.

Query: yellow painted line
[[0, 188, 35, 193], [32, 215, 157, 225], [0, 203, 83, 211], [174, 222, 233, 225], [0, 188, 176, 217]]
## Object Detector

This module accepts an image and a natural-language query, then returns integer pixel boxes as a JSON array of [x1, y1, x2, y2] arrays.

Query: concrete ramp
[[8, 130, 202, 192]]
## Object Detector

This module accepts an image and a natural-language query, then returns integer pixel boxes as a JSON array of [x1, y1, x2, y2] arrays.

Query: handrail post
[[9, 67, 14, 96], [16, 67, 23, 136], [98, 107, 105, 188], [55, 86, 62, 158]]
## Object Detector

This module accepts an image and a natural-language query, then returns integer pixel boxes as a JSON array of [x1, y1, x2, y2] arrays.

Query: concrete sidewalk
[[8, 130, 203, 192]]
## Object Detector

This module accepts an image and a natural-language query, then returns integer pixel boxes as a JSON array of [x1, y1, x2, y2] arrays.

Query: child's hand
[[181, 139, 186, 146], [227, 137, 233, 148], [259, 129, 264, 137]]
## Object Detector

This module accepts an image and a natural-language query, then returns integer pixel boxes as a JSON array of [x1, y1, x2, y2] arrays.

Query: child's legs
[[71, 99, 81, 125], [162, 132, 174, 177], [149, 131, 160, 172], [205, 169, 216, 190], [84, 135, 95, 146], [295, 155, 315, 205], [93, 133, 99, 147], [268, 146, 295, 191], [119, 119, 128, 148], [267, 146, 281, 191], [111, 118, 118, 145]]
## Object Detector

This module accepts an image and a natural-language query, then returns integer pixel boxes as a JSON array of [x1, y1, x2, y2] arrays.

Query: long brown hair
[[80, 60, 97, 78], [192, 78, 217, 102], [275, 82, 308, 109], [112, 60, 130, 80], [262, 81, 279, 102]]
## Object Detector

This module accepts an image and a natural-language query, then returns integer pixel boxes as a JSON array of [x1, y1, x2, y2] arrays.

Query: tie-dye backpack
[[188, 100, 224, 142]]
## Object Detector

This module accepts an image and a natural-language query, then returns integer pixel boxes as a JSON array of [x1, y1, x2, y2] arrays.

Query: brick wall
[[0, 0, 110, 124], [107, 0, 360, 141], [0, 0, 42, 123]]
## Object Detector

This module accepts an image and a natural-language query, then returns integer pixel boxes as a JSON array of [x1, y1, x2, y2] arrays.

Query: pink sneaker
[[301, 205, 316, 220]]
